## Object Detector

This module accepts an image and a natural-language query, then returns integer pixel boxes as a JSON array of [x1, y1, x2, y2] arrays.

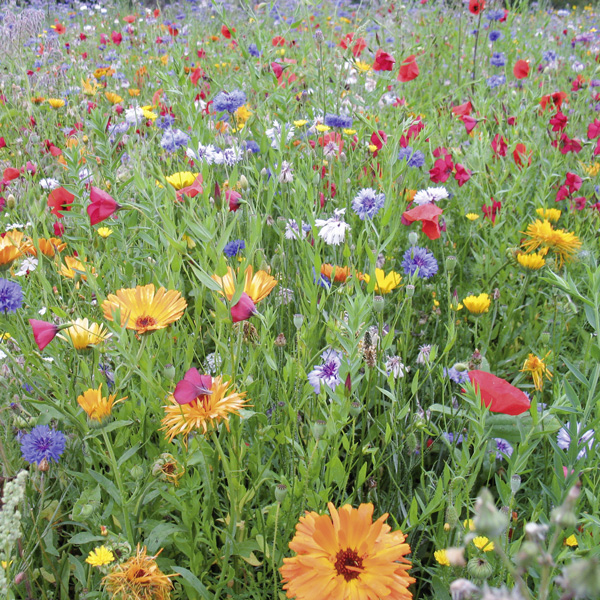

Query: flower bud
[[445, 503, 459, 527], [467, 557, 493, 580], [446, 255, 457, 273], [373, 295, 384, 313], [408, 231, 419, 246], [473, 488, 508, 538], [163, 363, 175, 381], [274, 333, 287, 347], [79, 504, 95, 518], [314, 30, 325, 44], [350, 401, 361, 417], [239, 174, 249, 190], [275, 483, 288, 503], [293, 314, 304, 329], [405, 285, 415, 298], [38, 458, 49, 472], [312, 420, 326, 440], [510, 474, 522, 495], [517, 540, 540, 568], [100, 525, 108, 537], [540, 331, 550, 345], [406, 432, 418, 453], [130, 465, 144, 481], [449, 579, 479, 600], [6, 194, 16, 209]]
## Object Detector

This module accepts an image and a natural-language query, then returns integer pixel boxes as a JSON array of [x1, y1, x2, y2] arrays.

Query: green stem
[[272, 501, 281, 600]]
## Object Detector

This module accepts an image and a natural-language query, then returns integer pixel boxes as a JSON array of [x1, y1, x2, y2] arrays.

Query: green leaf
[[326, 456, 346, 487], [146, 523, 186, 554], [88, 470, 121, 505], [172, 567, 212, 600], [69, 532, 106, 545]]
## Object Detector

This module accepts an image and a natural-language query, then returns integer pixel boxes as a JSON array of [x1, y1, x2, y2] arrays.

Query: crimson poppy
[[372, 49, 395, 72], [491, 134, 507, 157], [174, 368, 213, 405], [452, 101, 472, 117], [272, 36, 285, 46], [111, 31, 122, 45], [226, 189, 242, 211], [398, 55, 419, 82], [468, 0, 485, 15], [513, 143, 531, 167], [48, 187, 75, 218], [0, 137, 6, 148], [190, 67, 205, 86], [467, 370, 531, 416], [231, 292, 256, 322], [454, 164, 471, 187], [549, 111, 568, 132], [176, 174, 204, 201], [221, 25, 234, 39], [29, 319, 58, 351], [540, 91, 567, 112], [88, 187, 120, 225], [429, 154, 454, 183], [461, 115, 478, 133], [513, 59, 530, 79], [3, 167, 20, 181], [402, 204, 443, 240]]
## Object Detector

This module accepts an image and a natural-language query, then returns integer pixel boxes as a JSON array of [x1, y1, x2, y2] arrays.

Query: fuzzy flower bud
[[473, 488, 508, 538]]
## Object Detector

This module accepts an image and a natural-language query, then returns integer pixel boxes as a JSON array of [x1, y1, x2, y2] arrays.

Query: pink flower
[[231, 293, 256, 323], [372, 49, 395, 72], [29, 319, 58, 351], [174, 368, 213, 405], [88, 186, 120, 225], [454, 164, 472, 187]]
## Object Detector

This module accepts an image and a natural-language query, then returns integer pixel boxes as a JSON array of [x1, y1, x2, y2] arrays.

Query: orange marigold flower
[[212, 265, 277, 303], [0, 231, 30, 266]]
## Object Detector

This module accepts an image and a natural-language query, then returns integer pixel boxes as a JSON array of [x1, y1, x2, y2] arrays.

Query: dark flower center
[[334, 548, 364, 581], [135, 315, 157, 329], [321, 361, 338, 378], [35, 438, 51, 453]]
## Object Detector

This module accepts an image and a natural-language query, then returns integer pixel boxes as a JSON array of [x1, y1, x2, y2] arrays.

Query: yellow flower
[[102, 284, 187, 334], [161, 376, 248, 442], [368, 144, 378, 153], [141, 106, 157, 120], [355, 60, 372, 72], [343, 128, 357, 135], [128, 88, 141, 97], [211, 265, 277, 303], [462, 293, 491, 314], [293, 119, 308, 127], [235, 104, 252, 128], [521, 219, 581, 268], [165, 171, 199, 190], [86, 546, 115, 567], [517, 252, 546, 270], [105, 92, 123, 104], [0, 230, 29, 267], [521, 353, 552, 392], [315, 124, 331, 132], [564, 534, 578, 547], [60, 256, 95, 280], [434, 549, 450, 566], [58, 318, 111, 349], [463, 519, 476, 531], [97, 227, 114, 238], [77, 384, 126, 423], [466, 213, 480, 221], [472, 536, 494, 551], [580, 162, 600, 176], [102, 546, 177, 600], [81, 78, 101, 96], [47, 98, 65, 109], [363, 269, 402, 294], [535, 208, 561, 222], [160, 54, 169, 66]]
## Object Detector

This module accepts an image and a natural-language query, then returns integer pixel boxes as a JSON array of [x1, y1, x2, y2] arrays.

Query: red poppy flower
[[461, 115, 478, 133], [54, 22, 66, 35], [549, 111, 568, 132], [123, 14, 136, 23], [452, 101, 472, 117], [491, 134, 507, 157], [402, 204, 443, 240], [0, 137, 6, 148], [48, 187, 75, 218], [111, 31, 122, 45], [272, 36, 285, 46], [174, 368, 213, 405], [88, 187, 120, 225], [190, 67, 205, 86], [397, 55, 419, 82], [467, 370, 531, 416], [454, 163, 472, 187], [221, 25, 234, 39], [513, 143, 531, 167], [231, 292, 256, 323], [468, 0, 485, 15], [370, 130, 387, 157], [482, 198, 501, 223], [513, 59, 530, 79], [176, 174, 204, 201], [3, 167, 20, 181], [372, 49, 395, 72], [540, 91, 567, 112], [53, 222, 65, 237], [429, 154, 454, 183], [29, 319, 59, 351]]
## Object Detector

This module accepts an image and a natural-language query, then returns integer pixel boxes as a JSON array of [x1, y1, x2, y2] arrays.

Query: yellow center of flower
[[334, 548, 363, 581]]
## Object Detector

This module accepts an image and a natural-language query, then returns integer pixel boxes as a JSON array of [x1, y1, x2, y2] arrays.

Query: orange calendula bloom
[[77, 384, 126, 424], [521, 353, 552, 392], [280, 502, 415, 600], [161, 375, 248, 443], [28, 237, 67, 258], [102, 284, 187, 334], [212, 265, 277, 303], [60, 256, 95, 280], [0, 231, 30, 267], [321, 264, 352, 283], [521, 220, 581, 268]]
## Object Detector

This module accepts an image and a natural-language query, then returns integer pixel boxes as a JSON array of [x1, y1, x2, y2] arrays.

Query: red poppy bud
[[231, 293, 256, 323], [88, 186, 120, 225], [29, 319, 59, 351]]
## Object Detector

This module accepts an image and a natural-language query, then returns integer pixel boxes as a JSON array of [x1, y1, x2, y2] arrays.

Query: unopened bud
[[445, 503, 459, 527], [408, 231, 418, 246], [38, 458, 49, 472], [446, 547, 466, 567], [373, 295, 384, 312], [14, 572, 26, 585], [350, 401, 361, 417], [473, 488, 508, 538], [100, 525, 108, 537], [446, 255, 457, 273], [313, 420, 326, 440], [293, 314, 304, 329], [540, 331, 550, 345], [405, 285, 415, 298], [406, 432, 418, 453], [274, 333, 287, 347], [239, 174, 249, 190], [510, 474, 522, 495], [517, 540, 540, 568], [130, 465, 144, 481], [314, 30, 325, 44], [449, 578, 479, 600], [275, 483, 288, 503], [6, 194, 16, 209], [467, 557, 494, 580], [163, 363, 175, 380]]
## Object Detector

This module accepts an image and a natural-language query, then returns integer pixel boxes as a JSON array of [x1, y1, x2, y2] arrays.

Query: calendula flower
[[466, 213, 480, 221], [535, 208, 561, 222], [462, 293, 491, 314], [165, 171, 200, 190], [86, 546, 115, 567], [211, 265, 277, 303], [102, 284, 187, 334], [58, 318, 111, 349], [363, 269, 402, 294], [47, 98, 65, 109], [472, 537, 494, 551], [97, 227, 114, 238], [235, 104, 252, 128], [280, 502, 415, 600], [564, 534, 578, 547], [0, 230, 29, 267], [60, 256, 95, 280], [161, 375, 248, 442], [517, 252, 546, 270], [141, 106, 157, 120], [521, 353, 552, 391], [81, 78, 101, 96], [77, 384, 126, 424], [105, 92, 123, 104], [434, 549, 450, 566], [128, 88, 141, 97], [152, 453, 185, 485], [321, 264, 353, 283], [28, 237, 66, 257], [521, 219, 581, 268], [102, 546, 177, 600]]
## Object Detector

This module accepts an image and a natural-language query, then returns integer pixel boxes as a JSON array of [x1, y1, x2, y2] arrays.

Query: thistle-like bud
[[467, 557, 494, 580], [373, 295, 384, 313], [405, 285, 415, 298], [6, 194, 16, 210], [314, 30, 325, 44], [446, 547, 466, 567], [446, 255, 457, 273], [275, 483, 288, 503], [445, 503, 459, 528], [408, 231, 418, 246], [293, 314, 304, 329], [274, 333, 287, 347], [163, 364, 175, 381], [312, 420, 326, 440], [510, 475, 522, 495], [350, 401, 362, 417], [516, 540, 540, 569], [406, 432, 418, 453], [449, 578, 479, 599], [37, 458, 49, 473], [473, 488, 508, 538]]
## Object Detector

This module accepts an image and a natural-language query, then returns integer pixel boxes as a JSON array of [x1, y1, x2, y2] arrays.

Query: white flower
[[265, 121, 295, 149], [427, 186, 450, 202], [385, 355, 406, 379], [278, 161, 294, 183], [78, 167, 93, 183], [315, 209, 351, 246], [15, 257, 38, 276], [39, 178, 60, 190], [38, 306, 47, 316]]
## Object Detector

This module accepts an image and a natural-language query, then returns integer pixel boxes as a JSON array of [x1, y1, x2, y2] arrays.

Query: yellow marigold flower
[[564, 534, 578, 547], [102, 546, 178, 600], [535, 208, 561, 222], [105, 92, 123, 104], [517, 252, 546, 270], [368, 144, 378, 153], [464, 519, 476, 531], [343, 128, 357, 135], [128, 88, 141, 97], [97, 227, 113, 238], [58, 318, 112, 349], [31, 96, 46, 104], [94, 67, 115, 79], [462, 293, 491, 314], [211, 265, 277, 303], [161, 375, 248, 442], [473, 536, 494, 551], [315, 124, 331, 132], [280, 503, 415, 600], [293, 119, 308, 127], [521, 352, 552, 392], [81, 78, 101, 96], [521, 219, 581, 268], [355, 60, 372, 72], [466, 213, 480, 221], [102, 284, 187, 334], [86, 546, 115, 567], [77, 384, 126, 423], [580, 162, 600, 176], [0, 230, 29, 267], [434, 549, 450, 566], [363, 269, 402, 294], [165, 171, 199, 190], [235, 104, 252, 128], [60, 256, 95, 280], [141, 106, 157, 120], [47, 98, 65, 109]]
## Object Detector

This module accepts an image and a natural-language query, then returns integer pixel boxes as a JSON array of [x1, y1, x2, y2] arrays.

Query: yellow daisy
[[516, 252, 546, 270], [363, 269, 402, 294], [77, 384, 126, 424], [211, 265, 277, 304], [462, 293, 491, 314], [86, 546, 115, 567], [58, 318, 111, 349], [521, 353, 552, 391]]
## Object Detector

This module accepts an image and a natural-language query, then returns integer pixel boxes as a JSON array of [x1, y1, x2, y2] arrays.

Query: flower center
[[334, 548, 363, 581], [135, 315, 157, 329]]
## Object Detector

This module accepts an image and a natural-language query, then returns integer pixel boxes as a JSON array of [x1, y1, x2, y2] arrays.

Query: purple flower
[[324, 113, 353, 129], [20, 425, 66, 465], [248, 43, 261, 57], [160, 128, 190, 152], [212, 90, 247, 113], [488, 30, 503, 42], [444, 366, 470, 384], [0, 279, 23, 313], [351, 188, 385, 220], [223, 239, 245, 258], [557, 422, 595, 459], [490, 52, 506, 67], [487, 74, 506, 88], [401, 247, 438, 279], [156, 114, 176, 130], [308, 349, 342, 394], [494, 438, 513, 460], [443, 432, 465, 444]]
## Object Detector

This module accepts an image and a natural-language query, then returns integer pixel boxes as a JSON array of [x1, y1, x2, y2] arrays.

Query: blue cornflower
[[248, 43, 261, 57], [0, 279, 23, 313], [486, 9, 505, 20], [490, 52, 506, 67], [244, 140, 260, 154], [443, 432, 465, 444], [542, 50, 557, 62], [212, 90, 247, 113], [156, 114, 176, 130], [324, 113, 353, 129], [160, 128, 189, 153], [398, 146, 413, 161], [351, 188, 385, 220], [99, 363, 115, 389], [223, 239, 245, 257], [401, 247, 438, 279], [489, 30, 503, 42], [487, 74, 506, 88], [308, 349, 342, 394], [20, 425, 66, 466], [494, 438, 513, 460], [407, 150, 425, 168], [444, 366, 470, 384]]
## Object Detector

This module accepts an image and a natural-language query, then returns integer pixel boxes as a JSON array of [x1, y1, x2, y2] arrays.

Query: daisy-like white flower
[[39, 178, 60, 190], [315, 208, 351, 246], [15, 257, 38, 276], [413, 186, 449, 206]]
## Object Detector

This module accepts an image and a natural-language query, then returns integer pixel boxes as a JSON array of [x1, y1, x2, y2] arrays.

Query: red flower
[[491, 134, 507, 157], [540, 91, 567, 112], [221, 25, 234, 39], [174, 368, 213, 405], [467, 370, 531, 416], [231, 293, 256, 323], [402, 204, 444, 240], [53, 222, 65, 237], [482, 198, 501, 223], [461, 115, 478, 133], [429, 154, 454, 183], [513, 143, 531, 168], [587, 119, 600, 140], [549, 111, 568, 132], [372, 49, 395, 72], [88, 186, 120, 225], [54, 22, 66, 35], [595, 138, 600, 156], [574, 196, 586, 210], [29, 319, 58, 351], [190, 67, 205, 86], [513, 59, 530, 79], [552, 134, 582, 155], [111, 31, 122, 45], [176, 174, 204, 201], [123, 14, 136, 23], [397, 55, 419, 82], [352, 37, 366, 57], [47, 186, 75, 218], [370, 130, 387, 157], [454, 163, 472, 187], [0, 137, 6, 148], [272, 36, 285, 46], [225, 189, 242, 212], [468, 0, 485, 14], [452, 101, 472, 117], [3, 167, 20, 181]]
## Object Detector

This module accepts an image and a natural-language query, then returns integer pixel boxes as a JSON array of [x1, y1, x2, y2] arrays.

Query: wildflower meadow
[[1, 0, 600, 598]]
